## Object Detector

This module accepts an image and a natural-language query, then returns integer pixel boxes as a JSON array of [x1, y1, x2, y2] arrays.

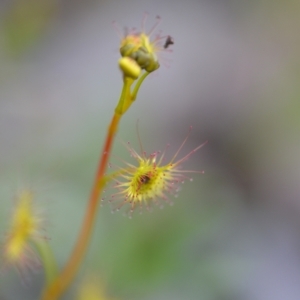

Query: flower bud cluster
[[118, 16, 172, 78], [120, 33, 160, 74]]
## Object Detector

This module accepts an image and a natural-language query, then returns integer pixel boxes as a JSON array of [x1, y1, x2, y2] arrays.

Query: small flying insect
[[164, 35, 174, 49]]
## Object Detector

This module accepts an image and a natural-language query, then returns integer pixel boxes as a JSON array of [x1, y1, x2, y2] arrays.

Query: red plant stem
[[41, 113, 121, 300]]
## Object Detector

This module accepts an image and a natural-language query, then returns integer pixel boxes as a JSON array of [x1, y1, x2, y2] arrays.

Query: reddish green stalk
[[41, 112, 121, 300], [41, 74, 147, 300]]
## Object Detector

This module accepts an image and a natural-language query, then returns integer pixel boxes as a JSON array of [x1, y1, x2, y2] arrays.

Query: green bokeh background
[[1, 1, 300, 299]]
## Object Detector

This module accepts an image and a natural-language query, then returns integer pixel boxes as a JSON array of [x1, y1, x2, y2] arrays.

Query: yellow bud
[[118, 57, 141, 79]]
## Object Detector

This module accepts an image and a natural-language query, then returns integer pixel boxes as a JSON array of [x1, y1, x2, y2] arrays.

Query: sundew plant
[[1, 15, 205, 300]]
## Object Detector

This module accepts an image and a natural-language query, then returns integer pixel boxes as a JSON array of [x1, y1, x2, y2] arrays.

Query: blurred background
[[0, 0, 300, 299]]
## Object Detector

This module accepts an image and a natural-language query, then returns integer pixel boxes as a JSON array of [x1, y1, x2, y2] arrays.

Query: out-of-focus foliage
[[1, 0, 58, 56]]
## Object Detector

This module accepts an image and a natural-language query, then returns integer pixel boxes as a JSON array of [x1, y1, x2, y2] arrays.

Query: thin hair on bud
[[147, 15, 161, 36], [141, 12, 149, 33], [112, 21, 123, 39]]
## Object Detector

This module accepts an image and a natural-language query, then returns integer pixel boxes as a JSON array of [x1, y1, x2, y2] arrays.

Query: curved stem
[[41, 73, 146, 299], [41, 113, 121, 300], [115, 77, 133, 115], [131, 72, 149, 101], [34, 239, 58, 285]]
